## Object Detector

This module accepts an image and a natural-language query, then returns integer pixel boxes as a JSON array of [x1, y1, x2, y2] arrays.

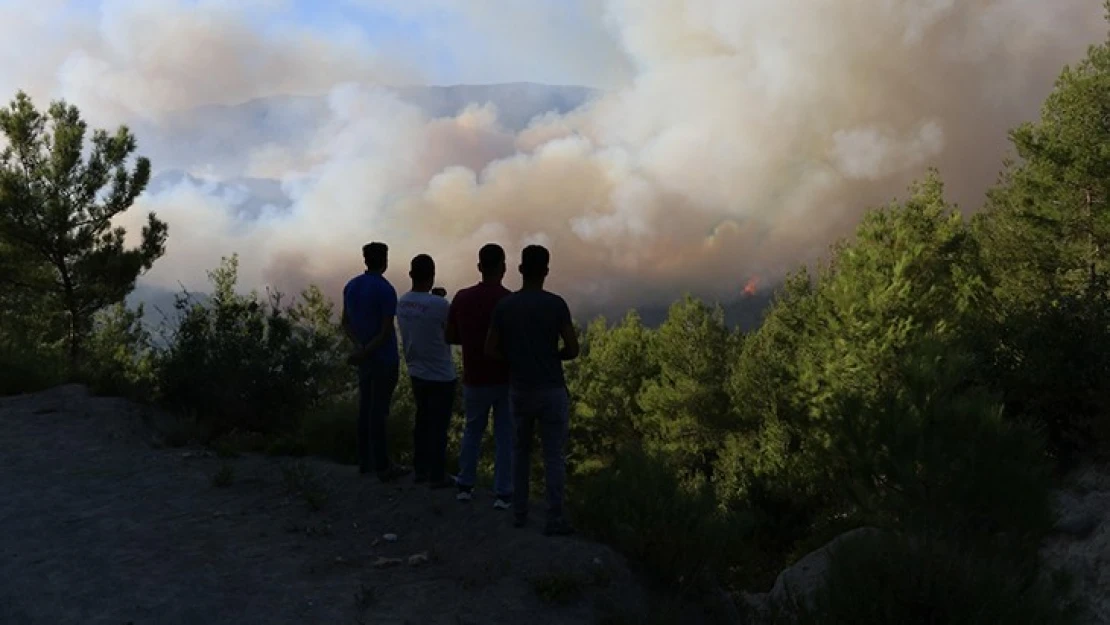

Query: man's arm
[[341, 306, 360, 345], [557, 299, 579, 361], [445, 300, 461, 345], [558, 322, 579, 361], [361, 314, 395, 354], [484, 325, 503, 360], [485, 301, 505, 360]]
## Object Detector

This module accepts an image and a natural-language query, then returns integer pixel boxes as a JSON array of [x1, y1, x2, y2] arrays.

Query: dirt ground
[[0, 385, 649, 625]]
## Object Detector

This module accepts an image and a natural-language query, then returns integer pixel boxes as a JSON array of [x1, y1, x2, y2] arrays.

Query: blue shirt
[[343, 272, 399, 365]]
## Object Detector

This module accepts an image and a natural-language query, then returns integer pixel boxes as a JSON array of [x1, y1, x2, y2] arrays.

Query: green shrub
[[779, 530, 1077, 625], [156, 255, 347, 437], [570, 447, 747, 595]]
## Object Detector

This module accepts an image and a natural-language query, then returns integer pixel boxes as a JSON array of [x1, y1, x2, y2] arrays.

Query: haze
[[1, 0, 1105, 319]]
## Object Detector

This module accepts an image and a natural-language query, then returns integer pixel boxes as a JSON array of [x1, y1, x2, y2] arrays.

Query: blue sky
[[40, 0, 631, 89]]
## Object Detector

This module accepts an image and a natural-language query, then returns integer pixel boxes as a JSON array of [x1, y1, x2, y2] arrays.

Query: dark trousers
[[358, 360, 399, 473], [511, 387, 570, 521], [411, 376, 457, 482]]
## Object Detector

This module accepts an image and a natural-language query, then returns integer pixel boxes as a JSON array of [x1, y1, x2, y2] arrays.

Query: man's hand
[[346, 348, 367, 367]]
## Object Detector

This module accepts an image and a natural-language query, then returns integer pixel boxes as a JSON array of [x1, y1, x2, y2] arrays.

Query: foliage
[[569, 448, 748, 595], [637, 296, 738, 478], [0, 91, 166, 372], [565, 311, 657, 472], [973, 29, 1110, 462], [81, 302, 157, 398], [156, 255, 348, 437], [779, 531, 1078, 625]]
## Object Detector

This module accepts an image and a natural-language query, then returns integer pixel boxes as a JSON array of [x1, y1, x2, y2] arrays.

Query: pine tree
[[0, 91, 167, 373]]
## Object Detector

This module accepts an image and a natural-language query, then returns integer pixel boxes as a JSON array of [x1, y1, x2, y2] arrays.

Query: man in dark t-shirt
[[446, 244, 513, 508], [486, 245, 579, 536]]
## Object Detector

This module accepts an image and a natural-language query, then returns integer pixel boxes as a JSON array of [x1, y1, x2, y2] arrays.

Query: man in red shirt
[[446, 244, 513, 509]]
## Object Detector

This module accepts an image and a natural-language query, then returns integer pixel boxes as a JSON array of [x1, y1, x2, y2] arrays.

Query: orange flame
[[742, 277, 759, 296]]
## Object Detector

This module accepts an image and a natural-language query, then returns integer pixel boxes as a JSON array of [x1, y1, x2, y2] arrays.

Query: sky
[[0, 0, 1107, 316]]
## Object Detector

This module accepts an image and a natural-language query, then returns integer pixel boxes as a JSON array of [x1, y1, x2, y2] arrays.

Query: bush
[[779, 530, 1078, 625], [570, 447, 748, 596], [156, 255, 347, 438], [80, 302, 158, 399]]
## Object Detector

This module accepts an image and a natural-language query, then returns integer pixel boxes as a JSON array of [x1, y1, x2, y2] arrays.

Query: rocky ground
[[1043, 464, 1110, 625], [2, 384, 1108, 625], [0, 385, 648, 625]]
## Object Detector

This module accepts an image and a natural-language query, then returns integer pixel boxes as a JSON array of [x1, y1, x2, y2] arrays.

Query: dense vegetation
[[6, 14, 1110, 624]]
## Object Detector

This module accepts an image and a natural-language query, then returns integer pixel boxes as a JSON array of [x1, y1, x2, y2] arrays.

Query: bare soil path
[[0, 385, 646, 625]]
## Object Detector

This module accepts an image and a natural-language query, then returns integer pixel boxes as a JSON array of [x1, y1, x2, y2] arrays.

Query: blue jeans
[[456, 384, 513, 497], [511, 387, 570, 521], [357, 360, 399, 473]]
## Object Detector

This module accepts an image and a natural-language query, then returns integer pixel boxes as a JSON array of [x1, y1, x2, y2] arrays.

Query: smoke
[[1, 0, 1105, 317]]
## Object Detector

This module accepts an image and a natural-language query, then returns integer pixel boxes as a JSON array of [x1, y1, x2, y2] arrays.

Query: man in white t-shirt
[[396, 254, 458, 489]]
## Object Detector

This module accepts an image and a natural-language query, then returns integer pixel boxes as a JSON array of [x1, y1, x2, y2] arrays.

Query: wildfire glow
[[742, 278, 759, 297]]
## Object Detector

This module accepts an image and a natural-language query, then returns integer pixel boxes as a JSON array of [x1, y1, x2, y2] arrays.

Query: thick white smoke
[[1, 0, 1105, 317]]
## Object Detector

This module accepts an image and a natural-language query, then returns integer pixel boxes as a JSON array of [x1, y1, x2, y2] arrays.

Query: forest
[[4, 15, 1110, 625]]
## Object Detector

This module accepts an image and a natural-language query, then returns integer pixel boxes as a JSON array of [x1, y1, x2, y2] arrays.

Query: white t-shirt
[[397, 291, 457, 382]]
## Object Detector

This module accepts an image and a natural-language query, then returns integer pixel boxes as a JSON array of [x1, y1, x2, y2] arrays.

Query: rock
[[383, 533, 398, 542], [408, 551, 429, 566], [372, 557, 403, 569], [1042, 463, 1110, 625], [1055, 511, 1101, 539], [768, 526, 883, 612]]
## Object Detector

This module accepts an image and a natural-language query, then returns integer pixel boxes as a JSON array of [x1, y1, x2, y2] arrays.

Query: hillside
[[0, 385, 651, 625]]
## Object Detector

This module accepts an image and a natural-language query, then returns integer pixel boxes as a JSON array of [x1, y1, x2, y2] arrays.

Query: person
[[431, 287, 447, 297], [397, 254, 458, 489], [342, 242, 409, 482], [446, 243, 513, 509], [485, 244, 579, 535]]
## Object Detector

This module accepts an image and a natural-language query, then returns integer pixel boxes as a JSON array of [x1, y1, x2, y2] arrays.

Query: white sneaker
[[492, 497, 512, 510], [456, 489, 473, 502]]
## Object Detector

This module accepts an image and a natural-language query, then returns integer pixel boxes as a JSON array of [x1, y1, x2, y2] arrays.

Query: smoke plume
[[2, 0, 1105, 318]]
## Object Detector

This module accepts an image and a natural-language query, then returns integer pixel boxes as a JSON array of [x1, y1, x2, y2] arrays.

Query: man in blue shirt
[[342, 242, 408, 481], [485, 245, 579, 535]]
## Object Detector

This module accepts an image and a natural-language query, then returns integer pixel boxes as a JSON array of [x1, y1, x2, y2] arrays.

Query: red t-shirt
[[447, 281, 512, 386]]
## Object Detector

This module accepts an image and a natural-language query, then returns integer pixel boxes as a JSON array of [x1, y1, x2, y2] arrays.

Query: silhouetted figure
[[485, 245, 580, 535], [446, 244, 514, 509], [431, 287, 447, 297], [397, 254, 458, 489], [342, 242, 409, 482]]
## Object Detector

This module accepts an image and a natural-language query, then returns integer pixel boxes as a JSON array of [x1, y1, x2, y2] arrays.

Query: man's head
[[519, 244, 550, 282], [409, 253, 436, 291], [478, 243, 506, 280], [362, 242, 388, 272]]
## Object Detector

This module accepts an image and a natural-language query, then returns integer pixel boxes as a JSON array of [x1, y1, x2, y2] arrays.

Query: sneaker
[[543, 518, 575, 537], [492, 497, 512, 511], [456, 486, 474, 502]]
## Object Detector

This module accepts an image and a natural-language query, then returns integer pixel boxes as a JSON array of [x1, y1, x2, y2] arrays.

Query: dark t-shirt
[[447, 281, 511, 386], [342, 272, 399, 366], [490, 289, 572, 390]]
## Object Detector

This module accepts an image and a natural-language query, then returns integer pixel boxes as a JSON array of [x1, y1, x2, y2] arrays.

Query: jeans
[[456, 384, 513, 497], [411, 376, 457, 483], [511, 386, 570, 521], [358, 360, 399, 473]]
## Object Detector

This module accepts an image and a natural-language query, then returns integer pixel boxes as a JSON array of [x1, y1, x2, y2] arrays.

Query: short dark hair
[[478, 243, 505, 271], [410, 253, 435, 282], [520, 244, 549, 280], [362, 242, 388, 269]]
